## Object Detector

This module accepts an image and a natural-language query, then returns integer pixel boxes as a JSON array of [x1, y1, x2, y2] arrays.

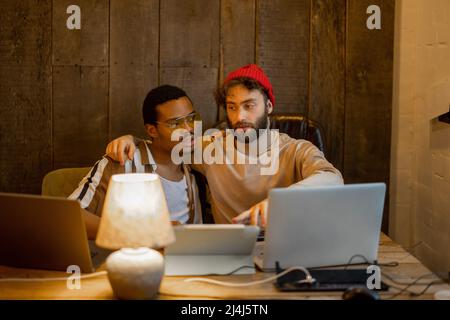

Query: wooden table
[[0, 234, 448, 300]]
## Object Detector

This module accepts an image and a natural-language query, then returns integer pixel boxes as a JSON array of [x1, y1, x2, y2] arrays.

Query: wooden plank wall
[[0, 0, 52, 194], [345, 0, 395, 231], [160, 0, 220, 129], [219, 0, 256, 120], [309, 0, 346, 172], [0, 0, 395, 231], [52, 0, 109, 168], [109, 0, 159, 139], [257, 0, 310, 115]]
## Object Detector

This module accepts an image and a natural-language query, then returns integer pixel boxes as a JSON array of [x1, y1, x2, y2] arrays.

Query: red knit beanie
[[223, 64, 275, 107]]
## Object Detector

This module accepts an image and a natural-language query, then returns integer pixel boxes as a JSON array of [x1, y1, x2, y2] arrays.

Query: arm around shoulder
[[105, 134, 144, 165]]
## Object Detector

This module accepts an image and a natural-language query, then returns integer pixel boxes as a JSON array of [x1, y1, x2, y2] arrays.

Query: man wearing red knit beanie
[[105, 64, 343, 226], [215, 64, 275, 142]]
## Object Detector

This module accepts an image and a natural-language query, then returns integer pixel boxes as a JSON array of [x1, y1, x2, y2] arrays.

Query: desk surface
[[0, 234, 448, 300]]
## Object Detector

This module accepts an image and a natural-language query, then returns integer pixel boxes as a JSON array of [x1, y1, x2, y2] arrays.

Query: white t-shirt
[[160, 175, 190, 224]]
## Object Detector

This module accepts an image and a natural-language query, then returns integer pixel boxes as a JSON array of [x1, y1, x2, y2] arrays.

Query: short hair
[[142, 85, 190, 125], [214, 77, 269, 108]]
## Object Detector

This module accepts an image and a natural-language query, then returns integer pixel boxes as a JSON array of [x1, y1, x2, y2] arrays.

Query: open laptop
[[254, 183, 386, 271], [0, 192, 109, 273], [165, 224, 260, 276]]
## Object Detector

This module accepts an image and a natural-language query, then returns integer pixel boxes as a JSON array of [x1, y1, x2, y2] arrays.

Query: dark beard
[[227, 107, 269, 142]]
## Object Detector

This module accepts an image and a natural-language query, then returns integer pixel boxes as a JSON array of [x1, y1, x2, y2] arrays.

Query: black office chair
[[213, 113, 326, 153], [268, 113, 326, 154]]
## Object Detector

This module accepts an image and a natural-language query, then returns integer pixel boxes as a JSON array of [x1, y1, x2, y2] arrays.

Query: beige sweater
[[192, 130, 344, 224]]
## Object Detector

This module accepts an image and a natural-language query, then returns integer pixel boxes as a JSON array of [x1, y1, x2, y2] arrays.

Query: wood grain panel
[[345, 0, 395, 232], [256, 0, 310, 114], [309, 0, 346, 171], [160, 0, 220, 68], [221, 0, 256, 76], [53, 66, 108, 168], [219, 0, 256, 121], [0, 0, 52, 194], [109, 0, 159, 139], [52, 0, 109, 66], [160, 67, 218, 129]]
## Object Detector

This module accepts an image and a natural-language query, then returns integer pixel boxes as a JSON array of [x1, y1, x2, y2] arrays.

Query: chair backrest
[[213, 113, 326, 154], [42, 167, 91, 198], [269, 113, 326, 153]]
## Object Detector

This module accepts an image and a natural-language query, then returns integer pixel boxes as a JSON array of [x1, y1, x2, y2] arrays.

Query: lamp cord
[[184, 266, 315, 287], [183, 253, 449, 299]]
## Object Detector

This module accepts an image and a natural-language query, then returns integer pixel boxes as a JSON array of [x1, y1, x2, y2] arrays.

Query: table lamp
[[95, 173, 175, 300]]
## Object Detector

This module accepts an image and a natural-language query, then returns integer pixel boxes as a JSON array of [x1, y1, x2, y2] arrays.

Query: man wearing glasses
[[104, 65, 343, 229], [69, 85, 203, 239]]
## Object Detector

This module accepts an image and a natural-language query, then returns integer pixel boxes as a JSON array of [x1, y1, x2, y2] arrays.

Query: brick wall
[[391, 0, 450, 276]]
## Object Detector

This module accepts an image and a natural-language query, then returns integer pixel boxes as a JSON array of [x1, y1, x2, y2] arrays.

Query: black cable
[[343, 254, 373, 270], [380, 270, 434, 286], [198, 256, 446, 299], [202, 265, 255, 277], [304, 254, 398, 271], [411, 280, 445, 297], [343, 254, 449, 299], [342, 254, 398, 270], [385, 276, 447, 300]]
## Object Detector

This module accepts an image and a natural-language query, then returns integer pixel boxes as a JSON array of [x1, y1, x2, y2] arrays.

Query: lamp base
[[435, 290, 450, 300], [106, 247, 164, 300]]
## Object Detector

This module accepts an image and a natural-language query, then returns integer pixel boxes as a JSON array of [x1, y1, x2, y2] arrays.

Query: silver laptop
[[0, 192, 109, 273], [254, 183, 386, 271], [165, 224, 260, 276]]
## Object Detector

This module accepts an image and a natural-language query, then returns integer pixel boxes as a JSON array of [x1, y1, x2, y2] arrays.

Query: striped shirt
[[68, 140, 202, 224]]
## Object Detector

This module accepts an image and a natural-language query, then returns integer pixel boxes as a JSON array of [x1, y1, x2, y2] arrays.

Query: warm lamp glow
[[95, 173, 175, 250]]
